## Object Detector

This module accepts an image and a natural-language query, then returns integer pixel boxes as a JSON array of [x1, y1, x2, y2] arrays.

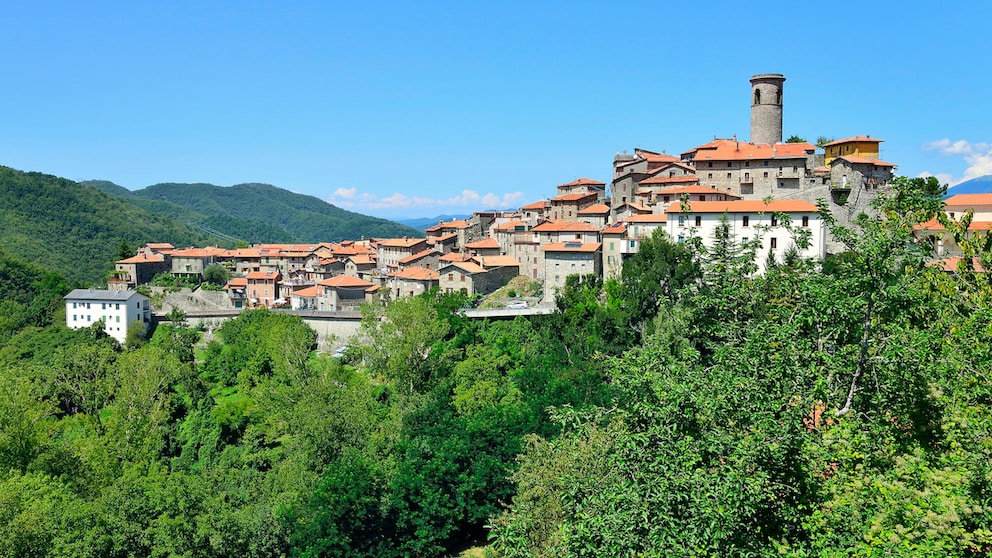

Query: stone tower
[[749, 73, 785, 145]]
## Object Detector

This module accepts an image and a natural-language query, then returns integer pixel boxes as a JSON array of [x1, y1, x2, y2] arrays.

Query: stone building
[[750, 73, 785, 145]]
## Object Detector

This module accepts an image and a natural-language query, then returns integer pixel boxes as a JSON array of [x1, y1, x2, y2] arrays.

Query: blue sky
[[2, 1, 990, 219]]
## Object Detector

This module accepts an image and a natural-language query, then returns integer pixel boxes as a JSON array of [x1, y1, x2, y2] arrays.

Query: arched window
[[754, 89, 761, 105]]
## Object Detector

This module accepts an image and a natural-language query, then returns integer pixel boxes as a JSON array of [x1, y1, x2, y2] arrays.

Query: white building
[[663, 199, 825, 272], [65, 289, 151, 343]]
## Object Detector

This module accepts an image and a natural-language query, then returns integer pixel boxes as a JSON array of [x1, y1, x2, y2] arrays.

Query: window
[[72, 302, 77, 309], [727, 173, 731, 178], [609, 242, 615, 250], [694, 216, 701, 226], [73, 315, 77, 321], [727, 162, 732, 168], [707, 173, 713, 179], [677, 236, 684, 244], [448, 273, 453, 281], [743, 216, 750, 227], [745, 161, 750, 167], [115, 303, 120, 310], [802, 215, 809, 227], [764, 161, 769, 166], [742, 237, 749, 244], [116, 316, 120, 323], [708, 162, 713, 168], [763, 171, 769, 178], [770, 237, 778, 249], [461, 274, 465, 282], [771, 216, 778, 227], [678, 215, 686, 226]]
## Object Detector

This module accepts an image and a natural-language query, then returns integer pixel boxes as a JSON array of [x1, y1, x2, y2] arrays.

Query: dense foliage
[[2, 175, 991, 556], [0, 167, 213, 283], [89, 180, 421, 243]]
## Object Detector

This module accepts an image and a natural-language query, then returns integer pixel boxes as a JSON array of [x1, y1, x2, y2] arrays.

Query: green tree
[[786, 134, 807, 143], [203, 263, 230, 286]]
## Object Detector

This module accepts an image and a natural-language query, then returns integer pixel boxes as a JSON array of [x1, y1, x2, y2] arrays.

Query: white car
[[506, 301, 529, 310]]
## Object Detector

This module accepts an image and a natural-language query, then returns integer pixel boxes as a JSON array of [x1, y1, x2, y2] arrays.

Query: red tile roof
[[319, 275, 375, 288], [348, 255, 376, 265], [577, 203, 611, 215], [394, 266, 440, 281], [602, 223, 627, 234], [542, 242, 602, 253], [476, 255, 520, 268], [558, 177, 606, 188], [442, 261, 487, 274], [247, 271, 281, 280], [116, 253, 165, 264], [945, 193, 992, 208], [465, 237, 501, 249], [521, 200, 549, 211], [292, 286, 320, 297], [494, 220, 528, 232], [224, 277, 248, 289], [927, 257, 986, 273], [665, 199, 818, 214], [440, 252, 472, 262], [689, 139, 815, 162], [398, 249, 437, 264], [551, 192, 598, 203]]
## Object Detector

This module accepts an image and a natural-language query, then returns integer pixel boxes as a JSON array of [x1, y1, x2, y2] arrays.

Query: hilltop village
[[70, 73, 990, 343]]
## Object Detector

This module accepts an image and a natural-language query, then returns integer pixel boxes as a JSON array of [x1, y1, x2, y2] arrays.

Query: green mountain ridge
[[0, 166, 216, 284], [87, 180, 420, 243]]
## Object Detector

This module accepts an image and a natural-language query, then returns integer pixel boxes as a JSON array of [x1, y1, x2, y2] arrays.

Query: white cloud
[[921, 138, 992, 186], [326, 187, 526, 216], [333, 187, 357, 199]]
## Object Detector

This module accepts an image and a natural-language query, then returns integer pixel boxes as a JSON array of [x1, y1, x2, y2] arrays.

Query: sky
[[2, 1, 991, 219]]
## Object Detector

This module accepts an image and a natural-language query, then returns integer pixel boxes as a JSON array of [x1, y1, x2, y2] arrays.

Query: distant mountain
[[398, 214, 473, 231], [946, 175, 992, 197], [1, 167, 215, 284], [88, 181, 420, 242]]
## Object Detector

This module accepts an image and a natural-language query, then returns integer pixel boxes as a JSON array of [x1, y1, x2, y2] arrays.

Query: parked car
[[506, 300, 529, 310]]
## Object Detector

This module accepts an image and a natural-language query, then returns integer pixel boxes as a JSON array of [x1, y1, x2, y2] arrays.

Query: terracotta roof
[[428, 232, 458, 243], [833, 156, 896, 167], [145, 243, 175, 250], [626, 214, 668, 223], [945, 193, 992, 208], [649, 185, 732, 196], [646, 161, 696, 175], [170, 246, 226, 258], [914, 218, 992, 232], [666, 199, 818, 214], [822, 136, 884, 147], [224, 277, 248, 289], [319, 275, 375, 288], [602, 223, 627, 234], [558, 177, 606, 188], [640, 175, 701, 186], [426, 220, 472, 232], [464, 237, 501, 249], [348, 255, 376, 265], [689, 139, 815, 162], [476, 255, 520, 267], [640, 152, 679, 163], [221, 248, 261, 258], [551, 192, 598, 203], [247, 271, 280, 280], [542, 242, 602, 253], [394, 266, 440, 281], [116, 253, 165, 264], [927, 257, 986, 273], [531, 220, 600, 233], [577, 203, 611, 215], [377, 237, 427, 248], [398, 249, 437, 264], [440, 253, 472, 262], [292, 286, 320, 297], [494, 220, 528, 232], [441, 261, 486, 274], [521, 200, 549, 211]]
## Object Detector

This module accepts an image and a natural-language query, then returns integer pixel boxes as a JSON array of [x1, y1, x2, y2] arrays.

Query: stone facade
[[750, 73, 785, 145]]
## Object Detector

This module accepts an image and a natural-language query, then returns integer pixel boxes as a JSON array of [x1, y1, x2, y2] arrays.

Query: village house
[[109, 252, 170, 291], [389, 266, 440, 299], [664, 199, 825, 272], [377, 237, 428, 270], [542, 242, 602, 302], [223, 277, 248, 309], [65, 289, 151, 343], [438, 259, 519, 297], [601, 222, 630, 279], [317, 274, 375, 311], [822, 136, 884, 166], [246, 271, 282, 307], [576, 203, 611, 228], [463, 237, 502, 257], [914, 193, 992, 257], [520, 200, 549, 227], [344, 254, 378, 282], [290, 285, 320, 311], [398, 248, 441, 271], [170, 247, 224, 279], [549, 192, 598, 221]]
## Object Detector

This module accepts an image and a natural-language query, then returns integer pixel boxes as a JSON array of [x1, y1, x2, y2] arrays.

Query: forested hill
[[0, 166, 214, 284], [88, 180, 420, 242]]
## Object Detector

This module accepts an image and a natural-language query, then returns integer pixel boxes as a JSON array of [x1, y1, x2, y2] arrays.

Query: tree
[[620, 228, 701, 336], [203, 263, 230, 286], [786, 134, 807, 143]]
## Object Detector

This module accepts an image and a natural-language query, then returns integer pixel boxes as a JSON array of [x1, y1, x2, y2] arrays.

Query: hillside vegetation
[[2, 176, 991, 557], [0, 167, 213, 284], [89, 180, 420, 242]]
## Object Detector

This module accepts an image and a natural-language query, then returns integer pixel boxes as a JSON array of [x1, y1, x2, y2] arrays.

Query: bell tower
[[749, 73, 785, 145]]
